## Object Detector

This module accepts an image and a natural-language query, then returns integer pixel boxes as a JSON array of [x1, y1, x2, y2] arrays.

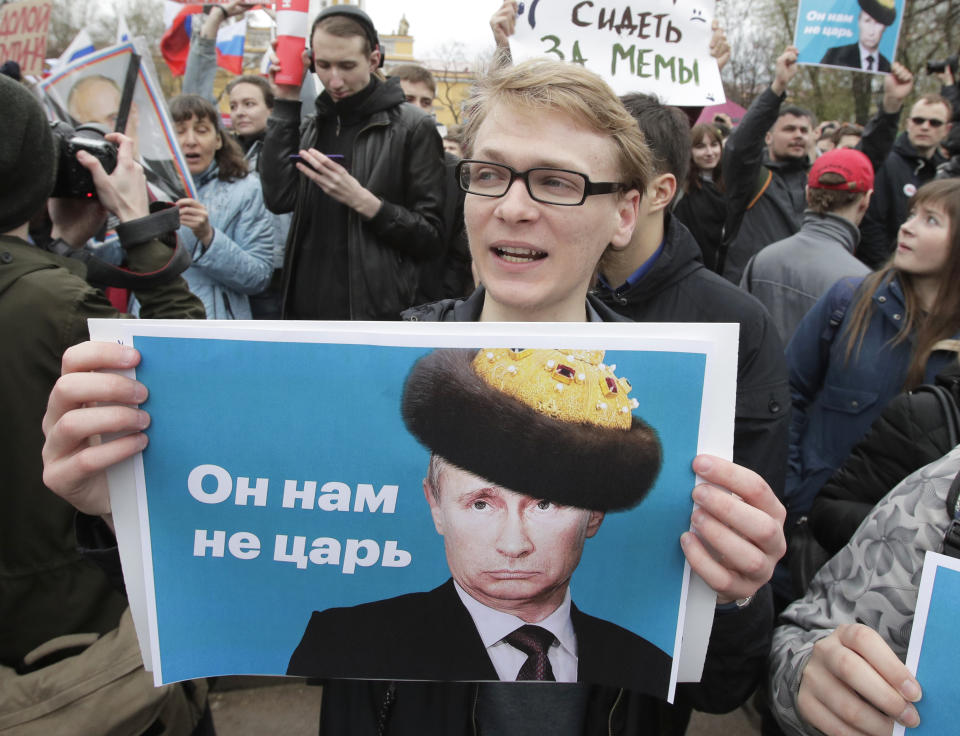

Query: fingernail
[[900, 679, 922, 702], [137, 433, 149, 449], [692, 485, 708, 504], [137, 410, 150, 429], [133, 383, 148, 402], [693, 455, 713, 473], [121, 346, 138, 364], [897, 704, 920, 728], [691, 509, 706, 528]]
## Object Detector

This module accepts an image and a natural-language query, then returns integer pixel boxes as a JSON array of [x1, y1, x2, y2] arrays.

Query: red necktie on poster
[[505, 625, 556, 681]]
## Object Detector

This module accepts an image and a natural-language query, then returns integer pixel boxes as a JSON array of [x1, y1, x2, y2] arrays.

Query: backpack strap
[[912, 384, 960, 448], [943, 469, 960, 559]]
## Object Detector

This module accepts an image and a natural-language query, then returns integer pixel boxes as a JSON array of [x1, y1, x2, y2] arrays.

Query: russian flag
[[216, 18, 246, 75], [160, 3, 202, 76], [117, 16, 132, 44], [52, 30, 95, 70]]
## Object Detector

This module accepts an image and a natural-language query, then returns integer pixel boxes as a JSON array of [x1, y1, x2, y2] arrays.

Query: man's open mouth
[[494, 246, 547, 264]]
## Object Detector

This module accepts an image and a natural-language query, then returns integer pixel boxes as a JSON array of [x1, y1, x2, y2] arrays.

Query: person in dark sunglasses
[[859, 92, 953, 268]]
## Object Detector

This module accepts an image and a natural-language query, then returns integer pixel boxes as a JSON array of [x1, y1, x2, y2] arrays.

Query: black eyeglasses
[[455, 159, 627, 206], [910, 116, 946, 128]]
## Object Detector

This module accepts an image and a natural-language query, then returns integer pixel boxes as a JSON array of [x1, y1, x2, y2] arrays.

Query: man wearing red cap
[[740, 148, 873, 344]]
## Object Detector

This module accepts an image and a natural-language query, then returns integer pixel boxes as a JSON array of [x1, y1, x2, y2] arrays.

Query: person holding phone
[[260, 4, 445, 321]]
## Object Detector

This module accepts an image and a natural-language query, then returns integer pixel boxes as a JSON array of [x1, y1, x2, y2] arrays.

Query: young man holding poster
[[41, 60, 787, 736]]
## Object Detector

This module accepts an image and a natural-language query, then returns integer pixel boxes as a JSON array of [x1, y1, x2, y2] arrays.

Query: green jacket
[[0, 235, 204, 667]]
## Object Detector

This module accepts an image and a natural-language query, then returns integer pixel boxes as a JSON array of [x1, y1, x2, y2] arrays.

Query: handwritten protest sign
[[91, 320, 738, 701], [510, 0, 724, 106], [0, 0, 51, 77], [794, 0, 904, 74]]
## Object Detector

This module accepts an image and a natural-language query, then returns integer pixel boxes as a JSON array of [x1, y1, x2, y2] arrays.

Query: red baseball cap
[[808, 148, 874, 192]]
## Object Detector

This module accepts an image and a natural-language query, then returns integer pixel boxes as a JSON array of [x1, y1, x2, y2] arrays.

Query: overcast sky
[[147, 1, 502, 63], [363, 0, 498, 60]]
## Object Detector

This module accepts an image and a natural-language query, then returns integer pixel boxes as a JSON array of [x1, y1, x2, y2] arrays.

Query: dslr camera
[[49, 121, 118, 199], [926, 54, 959, 76]]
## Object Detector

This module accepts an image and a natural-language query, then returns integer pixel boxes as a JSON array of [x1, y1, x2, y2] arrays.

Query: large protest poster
[[794, 0, 904, 74], [895, 551, 960, 735], [510, 0, 725, 106], [40, 41, 197, 201], [0, 0, 51, 77], [91, 320, 738, 702]]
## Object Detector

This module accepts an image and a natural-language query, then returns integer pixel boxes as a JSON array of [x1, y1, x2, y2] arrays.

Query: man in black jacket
[[719, 46, 813, 283], [858, 92, 953, 268], [595, 93, 791, 507], [260, 5, 445, 320]]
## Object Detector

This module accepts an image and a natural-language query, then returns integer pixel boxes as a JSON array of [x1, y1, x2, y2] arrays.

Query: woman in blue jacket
[[171, 94, 273, 319], [785, 179, 960, 533]]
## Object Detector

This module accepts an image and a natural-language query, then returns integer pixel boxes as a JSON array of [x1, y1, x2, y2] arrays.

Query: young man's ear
[[645, 172, 677, 215], [368, 46, 382, 72], [608, 187, 641, 250]]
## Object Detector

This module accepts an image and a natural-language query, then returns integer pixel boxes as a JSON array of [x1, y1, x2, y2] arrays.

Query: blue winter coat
[[784, 275, 960, 525], [180, 163, 273, 319]]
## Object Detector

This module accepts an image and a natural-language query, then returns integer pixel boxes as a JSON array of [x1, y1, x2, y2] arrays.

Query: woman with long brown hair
[[673, 122, 726, 270], [784, 178, 960, 536], [170, 94, 273, 319]]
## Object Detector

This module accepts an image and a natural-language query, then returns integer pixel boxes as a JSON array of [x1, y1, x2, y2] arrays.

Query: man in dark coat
[[260, 5, 445, 320], [820, 0, 896, 73], [594, 93, 791, 505], [858, 92, 953, 267], [0, 74, 208, 733], [288, 348, 670, 696]]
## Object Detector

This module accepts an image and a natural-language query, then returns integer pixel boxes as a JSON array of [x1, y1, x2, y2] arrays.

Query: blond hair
[[461, 59, 651, 191]]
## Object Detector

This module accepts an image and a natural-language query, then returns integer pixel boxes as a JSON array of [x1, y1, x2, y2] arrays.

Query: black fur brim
[[401, 349, 662, 512], [858, 0, 895, 25]]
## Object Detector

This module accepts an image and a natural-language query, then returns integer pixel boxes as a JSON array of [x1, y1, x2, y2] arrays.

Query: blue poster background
[[794, 0, 903, 70], [913, 564, 960, 734], [135, 336, 706, 683]]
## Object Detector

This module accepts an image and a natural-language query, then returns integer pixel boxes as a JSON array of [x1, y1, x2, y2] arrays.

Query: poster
[[0, 0, 51, 77], [40, 41, 197, 201], [895, 551, 960, 735], [91, 319, 738, 702], [510, 0, 725, 106], [794, 0, 904, 74]]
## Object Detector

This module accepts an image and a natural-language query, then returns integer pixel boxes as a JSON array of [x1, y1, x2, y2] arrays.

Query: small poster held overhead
[[510, 0, 725, 106], [794, 0, 904, 74]]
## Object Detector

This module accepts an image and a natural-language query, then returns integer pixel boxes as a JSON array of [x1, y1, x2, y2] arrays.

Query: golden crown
[[472, 348, 640, 430]]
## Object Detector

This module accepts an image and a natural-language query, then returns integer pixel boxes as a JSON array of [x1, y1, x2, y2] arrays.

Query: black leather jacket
[[260, 77, 445, 320]]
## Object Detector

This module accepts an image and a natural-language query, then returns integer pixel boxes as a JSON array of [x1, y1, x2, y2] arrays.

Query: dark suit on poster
[[286, 579, 673, 699], [820, 44, 891, 72]]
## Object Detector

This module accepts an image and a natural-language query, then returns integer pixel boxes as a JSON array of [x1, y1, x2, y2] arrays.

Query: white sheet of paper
[[510, 0, 725, 106]]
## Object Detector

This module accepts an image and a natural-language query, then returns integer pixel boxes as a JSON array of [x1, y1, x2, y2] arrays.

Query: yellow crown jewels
[[472, 348, 640, 430]]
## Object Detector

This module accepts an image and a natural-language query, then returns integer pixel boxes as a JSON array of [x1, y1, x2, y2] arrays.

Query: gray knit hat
[[0, 75, 57, 232]]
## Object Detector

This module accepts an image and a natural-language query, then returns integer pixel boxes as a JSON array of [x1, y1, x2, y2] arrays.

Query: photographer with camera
[[0, 75, 209, 734]]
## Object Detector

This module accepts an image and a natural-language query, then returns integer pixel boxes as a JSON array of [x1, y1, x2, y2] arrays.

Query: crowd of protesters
[[3, 0, 960, 734]]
